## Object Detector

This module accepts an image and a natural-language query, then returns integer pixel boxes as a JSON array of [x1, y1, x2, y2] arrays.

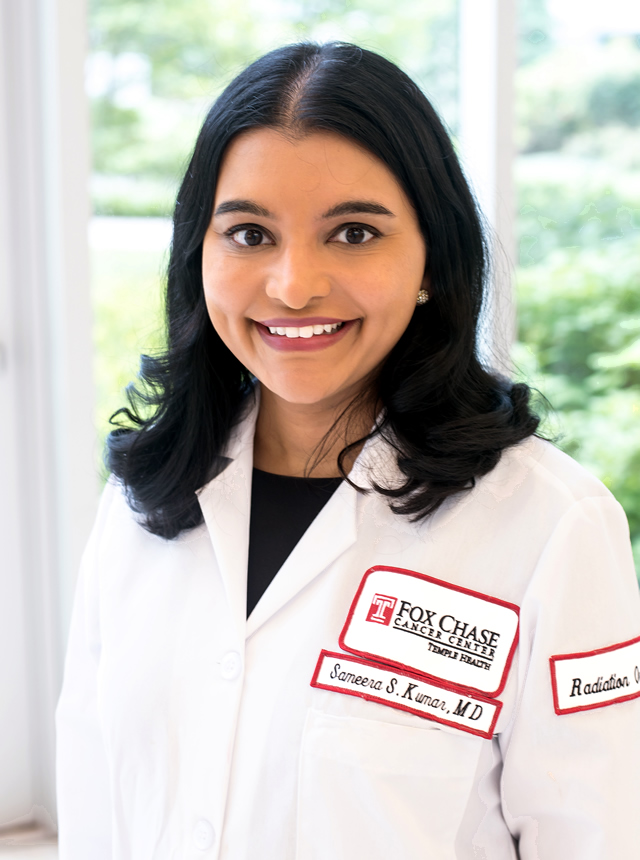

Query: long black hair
[[107, 41, 539, 539]]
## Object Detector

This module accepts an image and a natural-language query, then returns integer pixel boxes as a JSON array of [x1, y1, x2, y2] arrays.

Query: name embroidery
[[550, 634, 640, 714], [311, 650, 502, 739], [339, 566, 519, 697]]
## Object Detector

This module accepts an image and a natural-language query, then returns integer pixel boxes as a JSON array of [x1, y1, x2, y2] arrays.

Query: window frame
[[0, 0, 95, 832]]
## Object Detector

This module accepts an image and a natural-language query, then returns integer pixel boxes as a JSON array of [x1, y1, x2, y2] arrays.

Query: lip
[[257, 316, 347, 327], [254, 318, 358, 352]]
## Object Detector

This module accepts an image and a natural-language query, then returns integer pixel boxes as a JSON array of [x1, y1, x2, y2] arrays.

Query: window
[[2, 0, 638, 847], [514, 0, 640, 576]]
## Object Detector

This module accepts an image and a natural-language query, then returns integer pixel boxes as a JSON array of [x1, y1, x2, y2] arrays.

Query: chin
[[273, 387, 347, 408], [260, 374, 361, 410]]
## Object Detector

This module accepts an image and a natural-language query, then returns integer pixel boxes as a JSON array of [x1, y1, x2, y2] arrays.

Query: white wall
[[0, 0, 95, 830]]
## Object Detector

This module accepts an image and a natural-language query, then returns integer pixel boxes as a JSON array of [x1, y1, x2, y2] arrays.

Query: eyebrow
[[212, 198, 396, 219]]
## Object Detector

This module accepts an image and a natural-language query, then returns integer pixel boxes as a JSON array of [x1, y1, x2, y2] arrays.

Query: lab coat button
[[220, 650, 242, 680], [193, 818, 215, 851]]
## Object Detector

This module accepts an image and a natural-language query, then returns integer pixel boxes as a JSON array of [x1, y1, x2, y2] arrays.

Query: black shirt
[[247, 468, 343, 617]]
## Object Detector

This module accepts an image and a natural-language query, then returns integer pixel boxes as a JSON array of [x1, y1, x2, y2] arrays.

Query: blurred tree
[[88, 0, 459, 214], [588, 72, 640, 127], [91, 98, 141, 174], [89, 0, 457, 98], [516, 38, 640, 154], [516, 167, 640, 266], [515, 240, 640, 574]]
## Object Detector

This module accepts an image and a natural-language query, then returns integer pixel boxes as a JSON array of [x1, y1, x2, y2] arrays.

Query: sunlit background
[[1, 0, 639, 851], [88, 0, 640, 574]]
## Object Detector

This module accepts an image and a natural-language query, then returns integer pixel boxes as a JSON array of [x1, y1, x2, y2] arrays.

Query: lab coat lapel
[[245, 423, 415, 637], [245, 478, 359, 637], [196, 396, 406, 640], [196, 395, 259, 640]]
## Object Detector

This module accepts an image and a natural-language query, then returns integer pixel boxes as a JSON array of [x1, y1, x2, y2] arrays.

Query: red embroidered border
[[311, 649, 503, 740], [550, 633, 640, 715], [338, 565, 520, 699]]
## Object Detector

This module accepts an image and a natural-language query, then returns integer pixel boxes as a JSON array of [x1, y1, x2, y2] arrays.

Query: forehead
[[213, 127, 409, 211]]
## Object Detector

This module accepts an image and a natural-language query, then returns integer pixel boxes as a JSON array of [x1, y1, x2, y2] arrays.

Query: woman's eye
[[332, 225, 378, 245], [228, 227, 272, 247]]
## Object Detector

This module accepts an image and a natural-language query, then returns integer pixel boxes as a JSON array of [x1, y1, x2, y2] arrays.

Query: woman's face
[[202, 128, 427, 412]]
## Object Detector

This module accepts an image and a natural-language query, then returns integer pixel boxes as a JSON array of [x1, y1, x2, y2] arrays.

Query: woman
[[56, 42, 640, 858]]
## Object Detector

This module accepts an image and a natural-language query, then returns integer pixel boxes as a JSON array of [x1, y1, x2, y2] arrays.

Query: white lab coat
[[56, 393, 640, 859]]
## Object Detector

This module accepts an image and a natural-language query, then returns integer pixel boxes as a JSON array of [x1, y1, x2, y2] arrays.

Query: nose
[[264, 244, 331, 309]]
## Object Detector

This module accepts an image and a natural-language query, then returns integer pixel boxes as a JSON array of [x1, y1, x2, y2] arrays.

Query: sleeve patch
[[550, 635, 640, 714]]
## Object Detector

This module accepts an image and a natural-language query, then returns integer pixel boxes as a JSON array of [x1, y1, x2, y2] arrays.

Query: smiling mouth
[[262, 322, 346, 339], [254, 318, 358, 350]]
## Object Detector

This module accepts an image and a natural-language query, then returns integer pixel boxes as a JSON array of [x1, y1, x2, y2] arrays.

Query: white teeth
[[265, 322, 344, 337]]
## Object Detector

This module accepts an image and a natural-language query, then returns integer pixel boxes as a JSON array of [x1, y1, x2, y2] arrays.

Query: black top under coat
[[247, 468, 343, 617]]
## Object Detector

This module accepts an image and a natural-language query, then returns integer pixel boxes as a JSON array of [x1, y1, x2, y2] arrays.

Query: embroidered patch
[[311, 650, 502, 739], [339, 566, 519, 697], [550, 635, 640, 715]]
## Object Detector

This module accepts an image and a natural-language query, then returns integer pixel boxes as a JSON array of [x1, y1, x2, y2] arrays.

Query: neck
[[253, 387, 376, 477]]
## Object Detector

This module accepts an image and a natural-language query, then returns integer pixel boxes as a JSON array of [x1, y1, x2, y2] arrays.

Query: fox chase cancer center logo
[[340, 566, 520, 697], [366, 594, 398, 625]]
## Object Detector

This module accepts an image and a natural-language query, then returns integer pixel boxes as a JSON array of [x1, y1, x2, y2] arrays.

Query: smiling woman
[[202, 128, 428, 475], [102, 41, 539, 535], [56, 41, 640, 860]]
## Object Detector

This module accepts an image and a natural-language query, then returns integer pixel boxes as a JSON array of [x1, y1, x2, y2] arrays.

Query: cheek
[[202, 265, 252, 323], [362, 286, 418, 359], [203, 294, 255, 371], [365, 247, 424, 298], [371, 318, 413, 363], [363, 269, 420, 325]]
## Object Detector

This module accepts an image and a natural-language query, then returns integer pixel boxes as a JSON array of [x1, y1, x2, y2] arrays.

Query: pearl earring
[[416, 289, 429, 305]]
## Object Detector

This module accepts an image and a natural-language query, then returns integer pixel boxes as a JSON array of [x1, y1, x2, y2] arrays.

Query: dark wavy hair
[[107, 41, 539, 539]]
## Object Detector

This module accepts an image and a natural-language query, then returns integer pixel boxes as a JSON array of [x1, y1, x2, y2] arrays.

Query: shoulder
[[95, 477, 142, 531], [503, 438, 633, 555], [89, 477, 171, 557], [490, 435, 614, 509], [426, 435, 631, 562], [478, 438, 636, 594]]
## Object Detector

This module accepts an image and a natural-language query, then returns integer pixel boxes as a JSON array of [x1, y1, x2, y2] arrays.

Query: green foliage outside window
[[514, 241, 640, 571], [88, 0, 458, 216], [88, 0, 640, 575], [512, 25, 640, 574]]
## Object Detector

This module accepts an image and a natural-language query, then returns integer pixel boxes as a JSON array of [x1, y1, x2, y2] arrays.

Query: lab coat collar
[[196, 387, 396, 639], [196, 389, 260, 641], [245, 425, 442, 636], [195, 387, 476, 639]]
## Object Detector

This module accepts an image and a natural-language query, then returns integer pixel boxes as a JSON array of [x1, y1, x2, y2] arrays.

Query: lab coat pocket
[[296, 709, 482, 860]]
